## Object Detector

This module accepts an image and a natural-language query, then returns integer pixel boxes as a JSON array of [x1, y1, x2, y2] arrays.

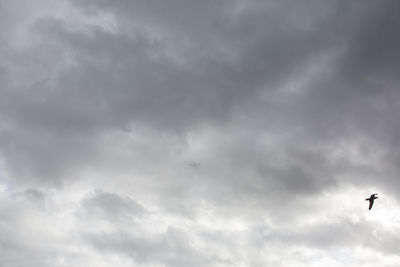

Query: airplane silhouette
[[365, 193, 378, 210]]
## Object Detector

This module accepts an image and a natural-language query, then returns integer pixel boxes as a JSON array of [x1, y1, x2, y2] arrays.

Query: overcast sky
[[1, 0, 400, 266]]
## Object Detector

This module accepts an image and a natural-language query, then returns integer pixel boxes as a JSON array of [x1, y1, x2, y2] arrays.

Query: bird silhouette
[[365, 193, 378, 210]]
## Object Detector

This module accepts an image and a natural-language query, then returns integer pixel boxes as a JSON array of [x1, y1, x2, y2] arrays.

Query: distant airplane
[[365, 193, 378, 210], [188, 161, 200, 167]]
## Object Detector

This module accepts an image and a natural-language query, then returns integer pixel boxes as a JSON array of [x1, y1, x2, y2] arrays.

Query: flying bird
[[365, 193, 378, 210]]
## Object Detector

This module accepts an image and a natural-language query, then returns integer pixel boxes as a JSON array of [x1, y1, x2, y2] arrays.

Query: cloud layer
[[1, 0, 400, 266]]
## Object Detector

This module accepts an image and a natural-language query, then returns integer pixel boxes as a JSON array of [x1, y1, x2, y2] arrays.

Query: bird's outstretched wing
[[369, 200, 374, 210]]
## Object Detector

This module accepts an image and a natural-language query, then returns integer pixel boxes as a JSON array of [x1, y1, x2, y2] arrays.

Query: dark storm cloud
[[339, 1, 400, 86], [273, 1, 400, 195], [0, 0, 371, 186]]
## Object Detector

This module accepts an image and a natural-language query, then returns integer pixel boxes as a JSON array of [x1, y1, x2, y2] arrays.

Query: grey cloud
[[85, 228, 218, 267], [0, 0, 400, 266], [12, 188, 46, 207], [266, 218, 400, 257], [3, 0, 348, 133], [0, 0, 372, 186], [0, 191, 65, 267], [339, 1, 400, 85], [80, 190, 145, 220]]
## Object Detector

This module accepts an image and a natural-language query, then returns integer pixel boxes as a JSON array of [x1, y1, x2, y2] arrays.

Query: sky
[[1, 0, 400, 266]]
